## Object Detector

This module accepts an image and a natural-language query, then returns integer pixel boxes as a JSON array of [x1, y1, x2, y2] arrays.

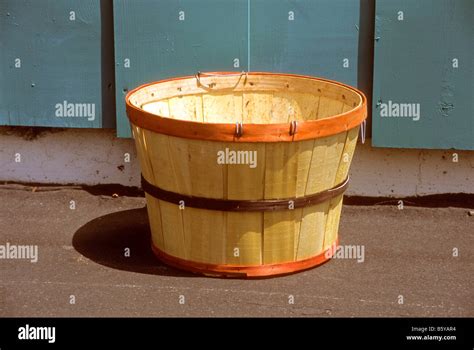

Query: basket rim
[[126, 72, 367, 142]]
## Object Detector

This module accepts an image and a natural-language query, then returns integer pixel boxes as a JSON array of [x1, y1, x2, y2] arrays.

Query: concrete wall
[[0, 127, 472, 197], [350, 142, 474, 197], [0, 127, 138, 187]]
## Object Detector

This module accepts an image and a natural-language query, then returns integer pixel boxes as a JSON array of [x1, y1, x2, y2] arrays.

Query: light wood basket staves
[[126, 72, 367, 277]]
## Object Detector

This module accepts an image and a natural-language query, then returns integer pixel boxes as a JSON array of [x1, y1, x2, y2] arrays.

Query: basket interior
[[128, 73, 363, 124]]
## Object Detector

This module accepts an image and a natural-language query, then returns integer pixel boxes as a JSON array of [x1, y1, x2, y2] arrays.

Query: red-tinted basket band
[[151, 239, 339, 278]]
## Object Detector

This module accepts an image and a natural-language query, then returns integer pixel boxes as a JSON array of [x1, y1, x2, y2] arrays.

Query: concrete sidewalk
[[0, 185, 472, 317]]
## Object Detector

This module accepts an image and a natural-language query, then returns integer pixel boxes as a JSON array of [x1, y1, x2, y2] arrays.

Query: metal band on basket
[[141, 174, 349, 212]]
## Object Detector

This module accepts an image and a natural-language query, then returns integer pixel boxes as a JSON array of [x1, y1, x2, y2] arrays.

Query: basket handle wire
[[195, 71, 248, 90]]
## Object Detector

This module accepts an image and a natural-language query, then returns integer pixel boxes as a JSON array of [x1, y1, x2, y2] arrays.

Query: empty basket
[[126, 72, 367, 277]]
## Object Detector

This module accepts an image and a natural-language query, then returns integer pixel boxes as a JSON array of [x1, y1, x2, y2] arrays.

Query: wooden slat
[[317, 96, 345, 119], [146, 195, 165, 250], [243, 92, 274, 124], [183, 139, 227, 263], [294, 130, 346, 259], [168, 96, 200, 121], [271, 92, 320, 123], [295, 203, 327, 260], [131, 125, 154, 182], [133, 127, 166, 252], [304, 133, 347, 194], [142, 131, 186, 258], [323, 195, 344, 250], [323, 119, 360, 251], [225, 143, 265, 265], [262, 140, 313, 263], [203, 92, 240, 124], [142, 100, 170, 117], [184, 207, 226, 264], [225, 212, 263, 265], [335, 126, 359, 183]]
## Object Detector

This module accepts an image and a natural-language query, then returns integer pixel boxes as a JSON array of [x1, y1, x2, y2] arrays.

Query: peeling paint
[[438, 102, 455, 117], [0, 126, 66, 141]]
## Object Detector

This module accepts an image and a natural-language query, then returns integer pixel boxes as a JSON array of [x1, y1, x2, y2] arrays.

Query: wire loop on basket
[[235, 121, 244, 138], [289, 120, 298, 136], [360, 119, 366, 144], [195, 71, 248, 90]]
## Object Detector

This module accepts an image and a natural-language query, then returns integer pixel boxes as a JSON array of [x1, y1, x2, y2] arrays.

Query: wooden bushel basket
[[126, 72, 367, 277]]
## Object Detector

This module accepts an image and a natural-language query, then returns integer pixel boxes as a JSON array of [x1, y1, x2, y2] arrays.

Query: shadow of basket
[[72, 207, 195, 278]]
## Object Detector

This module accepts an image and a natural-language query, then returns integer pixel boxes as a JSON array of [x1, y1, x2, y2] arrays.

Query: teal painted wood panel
[[0, 0, 115, 128], [250, 0, 360, 87], [114, 0, 248, 137], [114, 0, 362, 137], [372, 0, 474, 150]]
